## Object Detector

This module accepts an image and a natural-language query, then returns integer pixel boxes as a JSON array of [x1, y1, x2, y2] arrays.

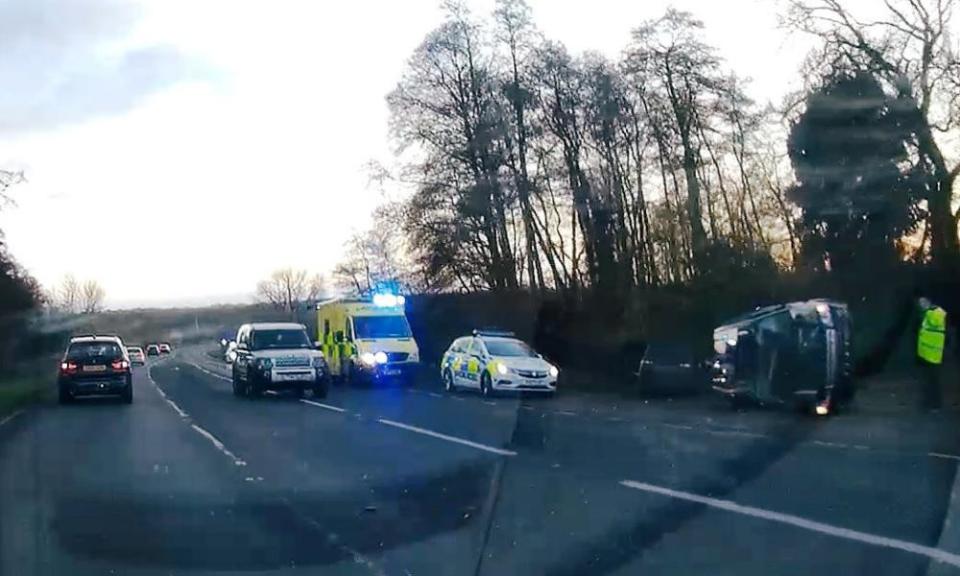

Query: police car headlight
[[226, 350, 237, 363], [495, 362, 509, 375], [549, 365, 559, 378], [360, 352, 376, 366], [374, 351, 388, 364]]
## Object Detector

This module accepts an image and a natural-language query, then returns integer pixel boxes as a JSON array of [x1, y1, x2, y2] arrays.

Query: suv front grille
[[386, 352, 409, 363], [274, 357, 311, 368]]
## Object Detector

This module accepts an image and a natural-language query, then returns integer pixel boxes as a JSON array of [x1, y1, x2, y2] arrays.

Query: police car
[[440, 331, 559, 396]]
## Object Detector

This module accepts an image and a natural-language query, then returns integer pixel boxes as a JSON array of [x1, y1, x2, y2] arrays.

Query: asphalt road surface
[[1, 346, 959, 575]]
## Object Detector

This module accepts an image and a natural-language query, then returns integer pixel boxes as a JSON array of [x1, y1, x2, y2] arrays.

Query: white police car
[[440, 331, 558, 396]]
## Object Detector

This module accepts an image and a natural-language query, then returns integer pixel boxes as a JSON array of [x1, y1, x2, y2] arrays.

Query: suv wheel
[[313, 375, 330, 399], [121, 384, 133, 404], [232, 366, 245, 397]]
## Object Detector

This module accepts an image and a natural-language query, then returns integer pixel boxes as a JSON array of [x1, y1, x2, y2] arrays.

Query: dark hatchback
[[58, 336, 133, 404]]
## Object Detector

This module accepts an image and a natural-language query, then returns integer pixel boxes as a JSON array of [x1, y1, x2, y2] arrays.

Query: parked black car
[[636, 342, 705, 395], [58, 335, 133, 404]]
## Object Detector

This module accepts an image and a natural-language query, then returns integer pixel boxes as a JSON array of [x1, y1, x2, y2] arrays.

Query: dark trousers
[[917, 358, 941, 410]]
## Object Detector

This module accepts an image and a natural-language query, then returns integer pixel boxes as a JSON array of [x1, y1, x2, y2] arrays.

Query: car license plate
[[82, 365, 107, 373], [383, 368, 401, 376], [276, 373, 312, 382]]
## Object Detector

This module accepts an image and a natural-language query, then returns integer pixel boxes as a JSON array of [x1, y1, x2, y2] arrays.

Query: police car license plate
[[276, 373, 312, 382]]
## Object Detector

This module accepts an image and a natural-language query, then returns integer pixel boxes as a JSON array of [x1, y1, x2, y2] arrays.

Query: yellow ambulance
[[316, 294, 420, 385]]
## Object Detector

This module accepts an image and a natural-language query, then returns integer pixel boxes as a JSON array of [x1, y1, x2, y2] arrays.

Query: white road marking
[[428, 392, 443, 398], [0, 409, 23, 428], [620, 479, 960, 568], [664, 423, 694, 431], [705, 428, 766, 439], [377, 418, 517, 457], [813, 440, 850, 449], [556, 410, 578, 416], [188, 363, 231, 382], [281, 497, 387, 576], [482, 400, 497, 406], [451, 396, 465, 402], [190, 423, 247, 467], [301, 399, 346, 413], [930, 452, 960, 462], [520, 405, 535, 411], [147, 372, 189, 419]]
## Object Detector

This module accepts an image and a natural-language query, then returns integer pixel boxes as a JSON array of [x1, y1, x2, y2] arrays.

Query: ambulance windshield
[[354, 315, 412, 339]]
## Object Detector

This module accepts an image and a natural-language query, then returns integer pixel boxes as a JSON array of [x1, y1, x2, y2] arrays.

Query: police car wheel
[[443, 370, 456, 392], [481, 373, 493, 397]]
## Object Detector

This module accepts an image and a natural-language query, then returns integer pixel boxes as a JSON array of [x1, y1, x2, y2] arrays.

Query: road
[[1, 346, 959, 575]]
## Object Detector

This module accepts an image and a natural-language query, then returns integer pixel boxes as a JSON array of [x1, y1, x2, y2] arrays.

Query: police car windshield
[[250, 329, 311, 350], [354, 315, 412, 339], [484, 339, 537, 358]]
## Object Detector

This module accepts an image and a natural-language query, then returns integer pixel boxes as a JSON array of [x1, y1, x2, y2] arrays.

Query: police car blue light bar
[[372, 293, 405, 307], [473, 329, 516, 338]]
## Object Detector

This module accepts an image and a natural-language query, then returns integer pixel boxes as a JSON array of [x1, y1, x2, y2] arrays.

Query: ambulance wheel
[[481, 373, 494, 397], [443, 369, 456, 393]]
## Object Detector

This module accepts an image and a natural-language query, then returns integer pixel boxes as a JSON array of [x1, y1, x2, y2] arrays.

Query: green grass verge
[[0, 376, 51, 418]]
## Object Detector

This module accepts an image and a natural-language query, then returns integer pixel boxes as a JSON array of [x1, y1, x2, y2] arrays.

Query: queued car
[[146, 344, 161, 357], [230, 323, 330, 398], [635, 342, 704, 396], [58, 335, 133, 404], [159, 342, 172, 354], [440, 330, 558, 397], [127, 346, 146, 366]]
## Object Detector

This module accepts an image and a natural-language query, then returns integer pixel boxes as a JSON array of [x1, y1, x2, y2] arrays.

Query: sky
[[0, 0, 822, 308]]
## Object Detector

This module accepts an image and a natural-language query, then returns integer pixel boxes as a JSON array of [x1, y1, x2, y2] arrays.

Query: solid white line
[[706, 428, 766, 439], [377, 418, 517, 457], [555, 410, 578, 416], [0, 410, 23, 428], [930, 452, 960, 462], [300, 399, 346, 413], [620, 479, 960, 568], [190, 423, 246, 466], [428, 392, 443, 398], [664, 423, 694, 431]]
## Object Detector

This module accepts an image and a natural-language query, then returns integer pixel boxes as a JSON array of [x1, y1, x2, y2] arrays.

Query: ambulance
[[316, 294, 420, 385]]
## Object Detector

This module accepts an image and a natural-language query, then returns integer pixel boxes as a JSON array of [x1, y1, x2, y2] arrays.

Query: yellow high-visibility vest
[[917, 307, 947, 365]]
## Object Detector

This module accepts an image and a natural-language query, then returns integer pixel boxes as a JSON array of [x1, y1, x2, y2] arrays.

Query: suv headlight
[[257, 358, 273, 370], [312, 356, 326, 368], [549, 365, 559, 378], [360, 352, 376, 366]]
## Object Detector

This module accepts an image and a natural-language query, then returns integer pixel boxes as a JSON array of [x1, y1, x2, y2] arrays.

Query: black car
[[145, 344, 161, 357], [58, 335, 133, 404], [636, 342, 704, 396]]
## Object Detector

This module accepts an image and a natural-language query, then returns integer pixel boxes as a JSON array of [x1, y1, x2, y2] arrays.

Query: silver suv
[[230, 323, 330, 398]]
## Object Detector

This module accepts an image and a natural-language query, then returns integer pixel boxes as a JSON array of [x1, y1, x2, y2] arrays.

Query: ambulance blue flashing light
[[372, 293, 405, 307]]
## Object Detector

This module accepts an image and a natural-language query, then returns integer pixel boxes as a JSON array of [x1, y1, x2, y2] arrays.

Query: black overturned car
[[58, 335, 133, 404]]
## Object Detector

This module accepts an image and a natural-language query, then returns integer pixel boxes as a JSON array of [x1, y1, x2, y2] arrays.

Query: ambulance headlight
[[360, 352, 376, 366], [374, 351, 388, 364], [549, 365, 559, 378], [495, 362, 509, 375]]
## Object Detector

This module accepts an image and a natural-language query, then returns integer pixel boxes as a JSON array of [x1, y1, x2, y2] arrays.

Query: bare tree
[[55, 275, 81, 314], [256, 268, 315, 313], [80, 280, 105, 314], [786, 0, 960, 269]]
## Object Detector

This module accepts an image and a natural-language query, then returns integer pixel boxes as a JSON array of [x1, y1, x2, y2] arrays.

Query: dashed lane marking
[[620, 479, 960, 568], [188, 363, 232, 382], [148, 371, 189, 419], [377, 418, 517, 457], [555, 410, 578, 417], [429, 392, 443, 399], [663, 423, 694, 431], [300, 399, 347, 413], [930, 452, 960, 462], [190, 423, 247, 467], [482, 400, 497, 406], [0, 410, 23, 428]]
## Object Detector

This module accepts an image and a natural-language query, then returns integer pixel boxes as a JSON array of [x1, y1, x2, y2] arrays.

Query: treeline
[[371, 0, 960, 300], [0, 170, 41, 367]]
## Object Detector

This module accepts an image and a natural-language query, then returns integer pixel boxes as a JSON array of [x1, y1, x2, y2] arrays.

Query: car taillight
[[111, 359, 130, 371], [60, 362, 78, 374]]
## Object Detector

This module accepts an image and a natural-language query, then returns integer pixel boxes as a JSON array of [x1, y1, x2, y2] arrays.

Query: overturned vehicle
[[711, 299, 854, 415]]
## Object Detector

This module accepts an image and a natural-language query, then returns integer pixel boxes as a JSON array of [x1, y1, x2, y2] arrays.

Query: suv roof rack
[[473, 329, 516, 338]]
